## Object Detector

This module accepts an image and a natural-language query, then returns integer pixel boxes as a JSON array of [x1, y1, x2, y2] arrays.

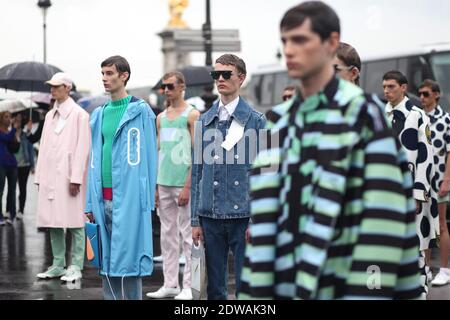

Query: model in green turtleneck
[[102, 95, 131, 188]]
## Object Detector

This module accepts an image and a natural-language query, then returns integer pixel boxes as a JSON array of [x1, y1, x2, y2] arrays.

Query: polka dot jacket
[[426, 105, 450, 195], [386, 97, 439, 250]]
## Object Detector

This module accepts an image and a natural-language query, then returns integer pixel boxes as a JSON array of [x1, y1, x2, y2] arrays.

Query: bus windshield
[[431, 52, 450, 110]]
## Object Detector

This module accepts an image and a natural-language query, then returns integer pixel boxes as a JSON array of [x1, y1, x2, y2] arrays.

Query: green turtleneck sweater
[[102, 95, 131, 188]]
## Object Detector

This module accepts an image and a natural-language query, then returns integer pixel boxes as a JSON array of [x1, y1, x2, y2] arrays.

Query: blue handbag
[[85, 222, 102, 269]]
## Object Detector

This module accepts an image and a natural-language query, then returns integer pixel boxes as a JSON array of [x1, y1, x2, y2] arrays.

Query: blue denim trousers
[[200, 216, 249, 300]]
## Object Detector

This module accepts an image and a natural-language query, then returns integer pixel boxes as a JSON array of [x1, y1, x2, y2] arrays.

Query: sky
[[0, 0, 449, 95]]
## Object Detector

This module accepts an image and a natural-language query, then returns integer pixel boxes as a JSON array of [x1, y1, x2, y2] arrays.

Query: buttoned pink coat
[[35, 97, 91, 228]]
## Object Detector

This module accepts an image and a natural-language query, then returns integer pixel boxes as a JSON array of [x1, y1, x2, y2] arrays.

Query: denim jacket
[[191, 97, 266, 227]]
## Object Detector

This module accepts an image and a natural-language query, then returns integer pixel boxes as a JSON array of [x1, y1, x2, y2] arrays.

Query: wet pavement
[[0, 175, 448, 300], [0, 175, 236, 300]]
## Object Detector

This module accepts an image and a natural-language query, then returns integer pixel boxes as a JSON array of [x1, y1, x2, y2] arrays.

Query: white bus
[[246, 45, 450, 114]]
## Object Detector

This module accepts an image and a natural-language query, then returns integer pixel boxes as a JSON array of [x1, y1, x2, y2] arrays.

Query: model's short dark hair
[[383, 70, 408, 86], [215, 54, 247, 75], [163, 71, 186, 86], [280, 1, 340, 41], [420, 79, 441, 93], [101, 55, 131, 86]]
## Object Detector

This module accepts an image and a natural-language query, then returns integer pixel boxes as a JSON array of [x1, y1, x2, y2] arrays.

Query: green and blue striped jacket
[[240, 77, 422, 300]]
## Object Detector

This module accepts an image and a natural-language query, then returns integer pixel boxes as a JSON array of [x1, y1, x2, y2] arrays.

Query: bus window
[[431, 52, 450, 111], [406, 56, 433, 94], [274, 72, 291, 105], [261, 74, 276, 106], [359, 64, 366, 88], [398, 58, 408, 75], [249, 75, 262, 104], [364, 59, 397, 95]]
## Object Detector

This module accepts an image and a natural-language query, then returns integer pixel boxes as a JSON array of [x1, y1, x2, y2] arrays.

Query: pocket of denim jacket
[[227, 167, 249, 212]]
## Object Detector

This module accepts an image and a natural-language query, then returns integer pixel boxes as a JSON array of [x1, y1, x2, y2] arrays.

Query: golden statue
[[168, 0, 189, 29]]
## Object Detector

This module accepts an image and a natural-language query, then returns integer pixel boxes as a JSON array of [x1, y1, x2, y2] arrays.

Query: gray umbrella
[[0, 61, 76, 93], [78, 94, 111, 114]]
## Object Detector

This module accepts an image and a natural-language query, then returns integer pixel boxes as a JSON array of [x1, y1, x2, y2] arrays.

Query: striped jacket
[[240, 77, 422, 300]]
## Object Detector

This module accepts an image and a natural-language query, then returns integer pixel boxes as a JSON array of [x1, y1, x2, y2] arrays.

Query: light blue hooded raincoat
[[85, 97, 157, 277]]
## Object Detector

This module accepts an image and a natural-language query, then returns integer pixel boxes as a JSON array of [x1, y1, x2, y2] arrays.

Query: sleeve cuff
[[413, 189, 428, 202], [191, 219, 200, 227], [70, 177, 83, 185]]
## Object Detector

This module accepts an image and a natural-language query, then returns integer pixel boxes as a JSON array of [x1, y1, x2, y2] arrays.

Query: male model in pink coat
[[35, 72, 91, 282]]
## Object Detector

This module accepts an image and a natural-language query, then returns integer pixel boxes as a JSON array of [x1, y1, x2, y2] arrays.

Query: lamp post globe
[[37, 0, 51, 9]]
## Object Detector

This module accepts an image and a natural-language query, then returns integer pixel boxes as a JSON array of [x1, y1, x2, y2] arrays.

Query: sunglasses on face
[[210, 70, 234, 80], [161, 83, 175, 90], [333, 64, 354, 72], [283, 95, 293, 101], [419, 91, 431, 98]]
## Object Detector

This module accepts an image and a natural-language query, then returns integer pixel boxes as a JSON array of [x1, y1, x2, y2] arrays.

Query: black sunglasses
[[161, 83, 175, 90], [283, 95, 293, 101], [419, 91, 431, 98], [210, 71, 234, 80], [333, 64, 354, 72]]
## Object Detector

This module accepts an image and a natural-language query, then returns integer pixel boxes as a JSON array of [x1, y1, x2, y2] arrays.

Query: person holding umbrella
[[0, 111, 20, 226], [35, 72, 91, 282], [11, 112, 44, 220]]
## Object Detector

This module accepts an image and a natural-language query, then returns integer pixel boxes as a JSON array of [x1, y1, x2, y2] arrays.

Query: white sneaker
[[0, 220, 5, 226], [37, 266, 66, 279], [431, 271, 450, 286], [16, 212, 24, 220], [4, 212, 10, 219], [174, 288, 193, 300], [153, 255, 163, 263], [146, 287, 180, 299], [60, 265, 82, 282]]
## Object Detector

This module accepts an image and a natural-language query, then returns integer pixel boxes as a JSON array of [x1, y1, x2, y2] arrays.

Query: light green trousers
[[50, 228, 85, 269]]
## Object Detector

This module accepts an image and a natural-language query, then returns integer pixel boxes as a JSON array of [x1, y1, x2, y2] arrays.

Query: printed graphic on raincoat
[[85, 97, 158, 277], [35, 97, 91, 228], [385, 97, 440, 250]]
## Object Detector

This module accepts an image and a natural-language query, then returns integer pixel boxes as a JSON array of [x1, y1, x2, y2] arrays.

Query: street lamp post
[[203, 0, 213, 67], [37, 0, 52, 64]]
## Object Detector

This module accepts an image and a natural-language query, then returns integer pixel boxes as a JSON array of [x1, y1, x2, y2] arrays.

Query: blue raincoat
[[85, 97, 158, 277]]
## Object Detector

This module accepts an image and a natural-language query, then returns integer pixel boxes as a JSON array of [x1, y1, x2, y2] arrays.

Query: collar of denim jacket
[[204, 96, 251, 127]]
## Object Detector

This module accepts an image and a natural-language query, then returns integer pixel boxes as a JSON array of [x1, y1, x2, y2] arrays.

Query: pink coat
[[35, 97, 91, 228]]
